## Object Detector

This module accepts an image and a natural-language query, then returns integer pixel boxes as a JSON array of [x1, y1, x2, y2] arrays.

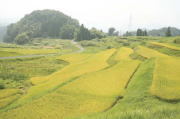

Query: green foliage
[[136, 29, 148, 36], [166, 27, 172, 37], [174, 37, 180, 44], [60, 25, 77, 39], [0, 84, 5, 89], [3, 24, 18, 43], [15, 32, 30, 44], [108, 27, 119, 36], [76, 24, 91, 41], [4, 10, 79, 43], [148, 27, 180, 36], [0, 26, 6, 42], [0, 57, 68, 89], [90, 28, 106, 39], [108, 27, 115, 36], [124, 31, 133, 36]]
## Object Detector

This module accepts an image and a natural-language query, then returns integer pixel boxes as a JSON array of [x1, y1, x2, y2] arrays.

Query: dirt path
[[71, 40, 84, 53]]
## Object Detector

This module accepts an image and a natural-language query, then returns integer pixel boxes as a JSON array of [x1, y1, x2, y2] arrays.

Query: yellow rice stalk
[[136, 46, 168, 58], [0, 89, 22, 99], [0, 94, 21, 109], [16, 49, 116, 105], [0, 48, 60, 55], [149, 42, 180, 51], [151, 57, 180, 100], [0, 47, 139, 119]]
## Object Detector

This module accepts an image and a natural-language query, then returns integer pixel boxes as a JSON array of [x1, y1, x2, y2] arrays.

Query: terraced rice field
[[0, 47, 141, 119], [151, 57, 180, 100], [0, 48, 60, 57], [60, 48, 140, 97], [0, 40, 179, 119], [136, 46, 180, 100], [147, 42, 180, 56], [0, 89, 22, 109], [135, 46, 168, 58], [149, 42, 180, 51], [15, 49, 115, 104]]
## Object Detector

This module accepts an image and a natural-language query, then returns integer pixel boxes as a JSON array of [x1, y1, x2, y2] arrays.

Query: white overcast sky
[[0, 0, 180, 32]]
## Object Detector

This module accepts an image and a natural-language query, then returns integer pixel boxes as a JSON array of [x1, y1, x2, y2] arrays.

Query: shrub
[[174, 38, 180, 44], [0, 83, 5, 89], [15, 32, 30, 45], [123, 42, 130, 46], [80, 41, 97, 47]]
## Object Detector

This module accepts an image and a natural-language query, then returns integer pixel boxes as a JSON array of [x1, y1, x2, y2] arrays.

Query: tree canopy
[[136, 29, 148, 36], [76, 24, 91, 41], [166, 27, 172, 37], [108, 27, 119, 36], [4, 9, 79, 43]]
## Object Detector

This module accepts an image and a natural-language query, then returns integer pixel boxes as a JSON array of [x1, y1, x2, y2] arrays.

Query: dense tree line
[[148, 27, 179, 36], [108, 27, 119, 36], [123, 31, 133, 36], [75, 25, 106, 41], [165, 27, 172, 37], [136, 29, 148, 36], [4, 10, 108, 44], [5, 9, 177, 45]]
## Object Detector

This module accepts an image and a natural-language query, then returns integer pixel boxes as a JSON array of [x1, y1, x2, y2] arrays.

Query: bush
[[80, 41, 97, 47], [15, 32, 30, 45], [174, 38, 180, 44], [0, 83, 5, 89], [123, 42, 130, 46]]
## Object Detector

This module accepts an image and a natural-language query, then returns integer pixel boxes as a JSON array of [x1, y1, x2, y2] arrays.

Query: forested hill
[[0, 26, 7, 42], [4, 9, 79, 43]]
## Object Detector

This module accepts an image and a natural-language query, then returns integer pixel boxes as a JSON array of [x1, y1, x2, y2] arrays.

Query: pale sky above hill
[[0, 0, 180, 32]]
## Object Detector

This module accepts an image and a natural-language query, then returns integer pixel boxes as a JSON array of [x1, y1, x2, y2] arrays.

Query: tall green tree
[[166, 27, 172, 37], [136, 29, 143, 36], [60, 25, 76, 39], [90, 28, 106, 39], [144, 30, 148, 36], [15, 32, 30, 45], [76, 24, 91, 41], [124, 31, 132, 36], [108, 27, 116, 36]]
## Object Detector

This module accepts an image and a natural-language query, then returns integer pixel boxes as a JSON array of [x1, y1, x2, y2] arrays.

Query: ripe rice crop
[[0, 89, 22, 109], [60, 47, 140, 97], [0, 48, 60, 57], [0, 93, 115, 119], [60, 60, 140, 97], [58, 53, 92, 63], [0, 89, 22, 99], [149, 42, 180, 51], [12, 49, 116, 107], [136, 46, 168, 58], [151, 57, 180, 100], [0, 94, 21, 109], [136, 46, 180, 100], [0, 47, 140, 119]]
